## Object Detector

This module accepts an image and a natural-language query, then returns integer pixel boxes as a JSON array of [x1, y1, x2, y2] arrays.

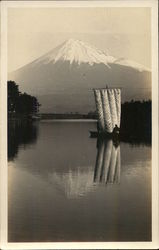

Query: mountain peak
[[33, 38, 149, 72], [35, 38, 115, 67]]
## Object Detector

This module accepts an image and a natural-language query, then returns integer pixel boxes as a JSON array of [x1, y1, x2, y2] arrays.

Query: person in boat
[[113, 124, 120, 134]]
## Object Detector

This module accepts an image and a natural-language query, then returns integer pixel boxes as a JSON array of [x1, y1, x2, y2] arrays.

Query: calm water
[[8, 121, 151, 242]]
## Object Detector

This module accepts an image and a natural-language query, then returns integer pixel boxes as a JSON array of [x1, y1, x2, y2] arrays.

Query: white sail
[[94, 88, 121, 133], [94, 90, 105, 131], [114, 89, 121, 127], [101, 89, 112, 133], [107, 89, 118, 130]]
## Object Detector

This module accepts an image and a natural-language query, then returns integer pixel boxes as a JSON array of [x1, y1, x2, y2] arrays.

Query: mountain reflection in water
[[8, 121, 151, 242], [46, 138, 121, 199], [8, 121, 121, 198], [8, 121, 149, 199]]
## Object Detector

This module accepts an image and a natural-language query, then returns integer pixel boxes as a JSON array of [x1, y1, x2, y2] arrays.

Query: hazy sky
[[8, 7, 151, 72]]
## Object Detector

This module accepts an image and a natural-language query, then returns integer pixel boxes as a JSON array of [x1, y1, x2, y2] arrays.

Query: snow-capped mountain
[[34, 38, 116, 67], [31, 38, 149, 71], [9, 38, 151, 113]]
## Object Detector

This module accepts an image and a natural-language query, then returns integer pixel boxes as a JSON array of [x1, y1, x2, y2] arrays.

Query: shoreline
[[40, 119, 97, 122], [8, 113, 98, 122]]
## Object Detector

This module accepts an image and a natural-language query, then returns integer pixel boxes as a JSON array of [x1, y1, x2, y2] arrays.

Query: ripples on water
[[8, 120, 151, 242]]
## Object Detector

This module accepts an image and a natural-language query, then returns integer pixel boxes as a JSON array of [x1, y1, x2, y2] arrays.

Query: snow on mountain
[[34, 38, 116, 67], [33, 38, 149, 72], [9, 38, 151, 113], [113, 58, 150, 72]]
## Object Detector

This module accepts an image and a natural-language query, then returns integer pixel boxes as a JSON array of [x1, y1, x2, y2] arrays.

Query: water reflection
[[7, 121, 148, 190], [94, 138, 120, 184], [48, 138, 121, 199], [8, 121, 121, 199], [8, 121, 151, 242], [48, 169, 96, 199], [8, 121, 38, 161]]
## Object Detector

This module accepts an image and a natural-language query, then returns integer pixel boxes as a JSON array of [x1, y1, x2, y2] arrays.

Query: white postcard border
[[0, 1, 158, 249]]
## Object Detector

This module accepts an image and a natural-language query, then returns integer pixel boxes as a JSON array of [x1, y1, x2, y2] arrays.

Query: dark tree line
[[88, 100, 151, 143], [120, 100, 151, 142], [8, 81, 40, 115]]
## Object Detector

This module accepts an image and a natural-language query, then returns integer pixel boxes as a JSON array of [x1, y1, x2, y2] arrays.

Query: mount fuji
[[9, 38, 151, 113]]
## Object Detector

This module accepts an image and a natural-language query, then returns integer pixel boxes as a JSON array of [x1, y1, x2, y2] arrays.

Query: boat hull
[[89, 130, 119, 140]]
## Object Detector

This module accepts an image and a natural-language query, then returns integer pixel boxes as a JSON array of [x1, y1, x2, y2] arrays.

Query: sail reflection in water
[[94, 138, 120, 184]]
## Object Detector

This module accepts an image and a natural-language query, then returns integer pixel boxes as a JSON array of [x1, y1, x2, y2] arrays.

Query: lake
[[8, 120, 151, 242]]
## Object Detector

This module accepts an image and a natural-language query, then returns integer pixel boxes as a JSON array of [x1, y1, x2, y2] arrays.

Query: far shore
[[8, 113, 97, 121]]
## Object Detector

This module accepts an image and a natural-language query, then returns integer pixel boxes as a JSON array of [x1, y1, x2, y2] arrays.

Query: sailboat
[[90, 87, 121, 138]]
